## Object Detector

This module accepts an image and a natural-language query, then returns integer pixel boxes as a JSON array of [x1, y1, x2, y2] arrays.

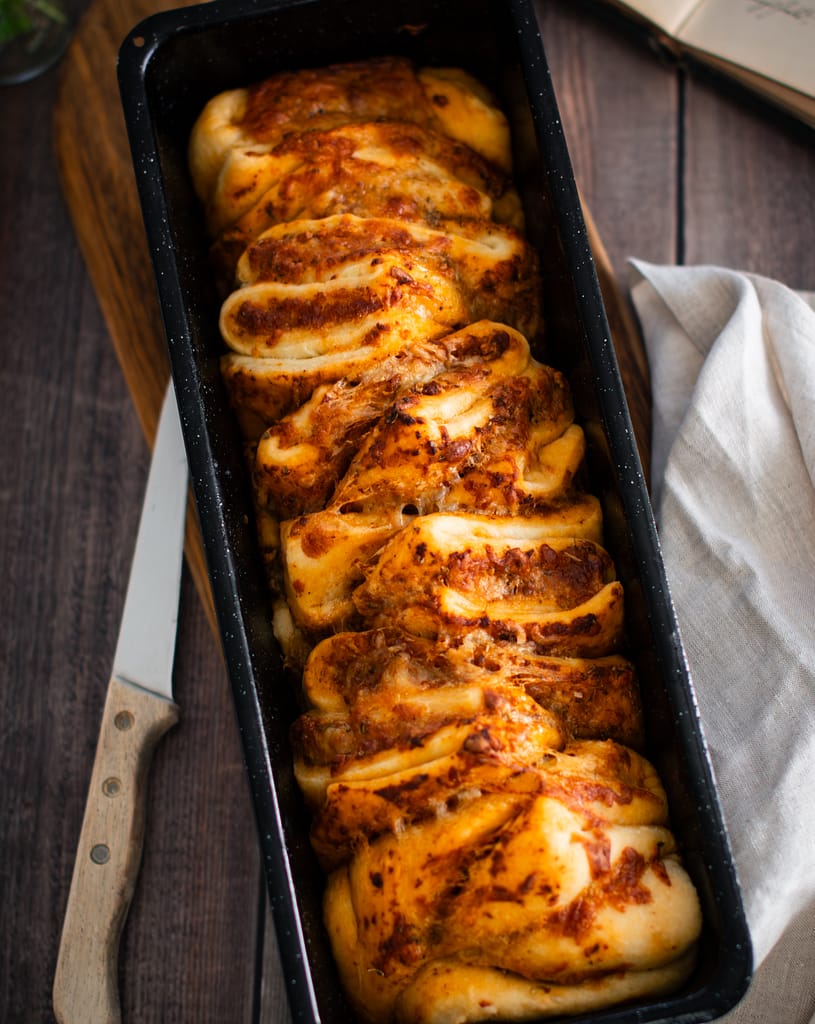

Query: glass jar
[[0, 0, 72, 85]]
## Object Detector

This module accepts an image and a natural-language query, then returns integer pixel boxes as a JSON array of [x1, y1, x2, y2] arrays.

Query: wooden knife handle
[[53, 676, 180, 1024]]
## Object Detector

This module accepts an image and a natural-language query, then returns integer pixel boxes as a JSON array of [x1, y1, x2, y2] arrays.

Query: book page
[[609, 0, 704, 35], [678, 0, 815, 99]]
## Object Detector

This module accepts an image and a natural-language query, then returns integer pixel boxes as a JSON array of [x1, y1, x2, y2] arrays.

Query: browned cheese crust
[[189, 55, 702, 1024]]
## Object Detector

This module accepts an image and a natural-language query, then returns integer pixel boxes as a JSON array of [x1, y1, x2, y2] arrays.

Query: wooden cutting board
[[53, 0, 651, 637], [54, 0, 215, 632]]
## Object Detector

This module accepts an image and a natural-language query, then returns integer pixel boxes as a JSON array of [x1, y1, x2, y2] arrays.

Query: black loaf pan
[[117, 1, 753, 1021]]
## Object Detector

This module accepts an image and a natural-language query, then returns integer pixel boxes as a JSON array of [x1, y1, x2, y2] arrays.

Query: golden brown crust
[[351, 517, 626, 657], [205, 119, 512, 242], [299, 627, 643, 750], [239, 57, 442, 145], [323, 741, 701, 1023], [234, 214, 541, 337], [188, 57, 513, 211], [391, 952, 698, 1024], [256, 322, 555, 519], [280, 498, 605, 641]]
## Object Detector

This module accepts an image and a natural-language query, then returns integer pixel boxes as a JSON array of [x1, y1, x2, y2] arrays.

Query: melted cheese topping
[[190, 55, 703, 1024]]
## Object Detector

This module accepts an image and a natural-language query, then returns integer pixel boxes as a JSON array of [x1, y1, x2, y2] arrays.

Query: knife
[[53, 382, 189, 1024]]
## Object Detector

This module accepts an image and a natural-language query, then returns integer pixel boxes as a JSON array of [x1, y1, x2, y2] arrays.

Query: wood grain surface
[[52, 0, 216, 635], [1, 0, 814, 1022]]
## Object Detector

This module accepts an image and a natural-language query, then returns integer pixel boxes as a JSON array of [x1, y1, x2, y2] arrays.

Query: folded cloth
[[630, 261, 815, 1024]]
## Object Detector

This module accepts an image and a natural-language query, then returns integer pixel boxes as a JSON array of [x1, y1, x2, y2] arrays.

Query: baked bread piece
[[188, 57, 512, 205], [190, 56, 702, 1024], [292, 627, 644, 812], [323, 739, 702, 1024], [188, 57, 520, 288], [351, 514, 625, 657], [254, 321, 547, 517]]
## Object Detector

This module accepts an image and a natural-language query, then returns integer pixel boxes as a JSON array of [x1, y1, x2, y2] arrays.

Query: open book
[[597, 0, 815, 127]]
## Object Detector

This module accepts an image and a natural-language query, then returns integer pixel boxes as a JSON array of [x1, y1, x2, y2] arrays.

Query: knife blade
[[53, 382, 189, 1024]]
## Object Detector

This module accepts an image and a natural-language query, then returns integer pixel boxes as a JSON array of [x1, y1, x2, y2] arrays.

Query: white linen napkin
[[629, 261, 815, 1024]]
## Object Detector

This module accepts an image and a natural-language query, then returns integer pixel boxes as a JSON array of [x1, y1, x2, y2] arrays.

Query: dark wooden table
[[1, 2, 813, 1021]]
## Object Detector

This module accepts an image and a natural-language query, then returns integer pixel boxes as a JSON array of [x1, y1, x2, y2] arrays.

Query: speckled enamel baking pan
[[117, 1, 752, 1020]]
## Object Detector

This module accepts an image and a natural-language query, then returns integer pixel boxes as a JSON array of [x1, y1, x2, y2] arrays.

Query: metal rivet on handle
[[90, 844, 110, 865], [102, 777, 122, 797], [114, 711, 134, 731]]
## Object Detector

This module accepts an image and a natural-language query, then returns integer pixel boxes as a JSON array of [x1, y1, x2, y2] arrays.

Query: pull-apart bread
[[189, 56, 702, 1024]]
